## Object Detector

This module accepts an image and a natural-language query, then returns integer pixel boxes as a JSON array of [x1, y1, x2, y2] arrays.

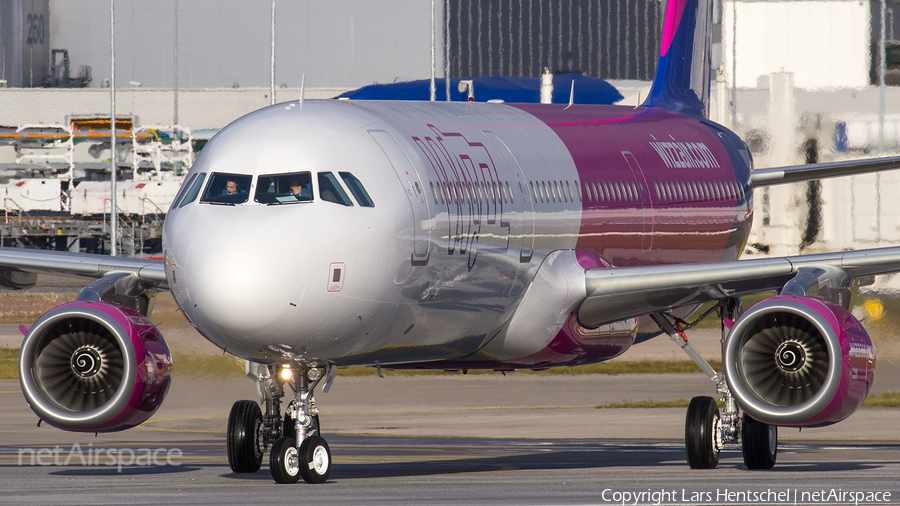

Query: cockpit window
[[172, 173, 197, 208], [317, 172, 353, 206], [254, 171, 313, 204], [200, 173, 252, 204], [176, 172, 206, 208], [339, 172, 375, 207]]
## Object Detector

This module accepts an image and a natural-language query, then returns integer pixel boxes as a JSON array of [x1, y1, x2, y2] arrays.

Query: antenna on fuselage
[[564, 80, 574, 110], [299, 74, 305, 112]]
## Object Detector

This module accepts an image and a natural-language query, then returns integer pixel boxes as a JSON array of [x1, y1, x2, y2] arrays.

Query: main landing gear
[[227, 400, 266, 472], [652, 298, 777, 471], [227, 361, 335, 484]]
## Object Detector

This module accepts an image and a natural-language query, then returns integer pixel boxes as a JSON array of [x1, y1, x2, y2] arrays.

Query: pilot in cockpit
[[288, 177, 312, 201], [225, 179, 243, 195]]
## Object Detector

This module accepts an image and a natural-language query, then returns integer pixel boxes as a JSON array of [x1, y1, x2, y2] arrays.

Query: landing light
[[280, 364, 293, 381]]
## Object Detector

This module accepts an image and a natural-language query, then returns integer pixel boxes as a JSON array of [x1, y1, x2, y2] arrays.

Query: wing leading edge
[[0, 247, 167, 290], [578, 247, 900, 328], [750, 155, 900, 187]]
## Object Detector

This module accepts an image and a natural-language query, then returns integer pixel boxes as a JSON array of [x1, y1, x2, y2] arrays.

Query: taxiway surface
[[4, 278, 899, 504], [2, 373, 899, 505]]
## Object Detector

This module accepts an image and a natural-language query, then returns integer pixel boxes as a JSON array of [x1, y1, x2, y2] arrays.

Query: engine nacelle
[[19, 301, 173, 432], [723, 296, 875, 427]]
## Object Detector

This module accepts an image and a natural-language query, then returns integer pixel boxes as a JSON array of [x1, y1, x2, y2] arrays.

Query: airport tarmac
[[3, 277, 900, 504], [2, 372, 900, 505]]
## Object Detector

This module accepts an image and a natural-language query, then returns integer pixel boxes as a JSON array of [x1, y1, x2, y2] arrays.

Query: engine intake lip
[[19, 305, 137, 430], [723, 298, 840, 425]]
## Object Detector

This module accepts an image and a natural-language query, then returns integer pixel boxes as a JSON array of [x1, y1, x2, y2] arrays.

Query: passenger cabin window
[[339, 172, 374, 207], [253, 171, 313, 204], [318, 172, 353, 206], [200, 173, 252, 204]]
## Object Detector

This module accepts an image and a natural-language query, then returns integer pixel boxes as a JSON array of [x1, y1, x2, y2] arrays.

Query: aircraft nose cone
[[180, 220, 296, 339]]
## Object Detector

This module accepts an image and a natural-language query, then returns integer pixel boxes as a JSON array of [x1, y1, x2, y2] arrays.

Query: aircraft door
[[622, 151, 654, 251], [484, 131, 534, 262], [370, 130, 431, 264]]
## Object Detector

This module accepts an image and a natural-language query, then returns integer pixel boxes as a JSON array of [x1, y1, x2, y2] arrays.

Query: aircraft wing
[[750, 155, 900, 187], [578, 247, 900, 328], [0, 247, 167, 291]]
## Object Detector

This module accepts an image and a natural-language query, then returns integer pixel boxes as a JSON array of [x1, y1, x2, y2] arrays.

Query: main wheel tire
[[270, 437, 301, 484], [299, 435, 331, 484], [742, 415, 777, 470], [685, 396, 721, 469], [227, 400, 264, 473]]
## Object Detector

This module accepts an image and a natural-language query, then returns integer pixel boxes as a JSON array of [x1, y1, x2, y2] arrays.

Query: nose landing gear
[[270, 363, 332, 484], [298, 435, 331, 483], [270, 436, 302, 483], [228, 361, 334, 483]]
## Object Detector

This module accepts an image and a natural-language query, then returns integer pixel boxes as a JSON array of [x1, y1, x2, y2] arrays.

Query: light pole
[[879, 0, 887, 153], [270, 0, 276, 105], [430, 0, 436, 101], [445, 0, 450, 101], [174, 0, 179, 125], [110, 0, 117, 256]]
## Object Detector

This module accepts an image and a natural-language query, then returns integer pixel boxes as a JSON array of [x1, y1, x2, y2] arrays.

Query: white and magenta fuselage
[[163, 99, 753, 370]]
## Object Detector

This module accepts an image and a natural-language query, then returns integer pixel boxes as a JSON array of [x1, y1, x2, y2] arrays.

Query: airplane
[[3, 0, 900, 484]]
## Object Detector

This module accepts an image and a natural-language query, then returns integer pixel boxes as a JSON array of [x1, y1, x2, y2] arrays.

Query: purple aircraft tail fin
[[642, 0, 713, 118]]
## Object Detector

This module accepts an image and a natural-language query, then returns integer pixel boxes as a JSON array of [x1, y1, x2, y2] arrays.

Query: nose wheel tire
[[270, 437, 302, 484], [227, 400, 265, 473], [299, 435, 331, 484], [742, 415, 777, 469], [685, 396, 721, 469]]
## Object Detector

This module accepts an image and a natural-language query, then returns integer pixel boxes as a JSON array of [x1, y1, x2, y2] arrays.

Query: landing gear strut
[[652, 297, 778, 470], [270, 364, 332, 484]]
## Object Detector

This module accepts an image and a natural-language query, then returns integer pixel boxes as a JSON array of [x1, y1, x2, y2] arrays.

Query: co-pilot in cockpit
[[254, 172, 314, 204]]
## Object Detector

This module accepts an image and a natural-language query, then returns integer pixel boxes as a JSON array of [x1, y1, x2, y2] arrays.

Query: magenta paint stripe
[[660, 0, 688, 56], [508, 102, 742, 266]]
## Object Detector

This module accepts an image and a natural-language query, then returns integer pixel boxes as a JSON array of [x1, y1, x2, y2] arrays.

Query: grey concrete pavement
[[1, 374, 899, 506]]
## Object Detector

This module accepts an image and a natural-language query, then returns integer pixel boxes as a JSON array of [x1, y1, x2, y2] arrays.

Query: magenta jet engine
[[723, 296, 875, 427], [18, 301, 172, 432]]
